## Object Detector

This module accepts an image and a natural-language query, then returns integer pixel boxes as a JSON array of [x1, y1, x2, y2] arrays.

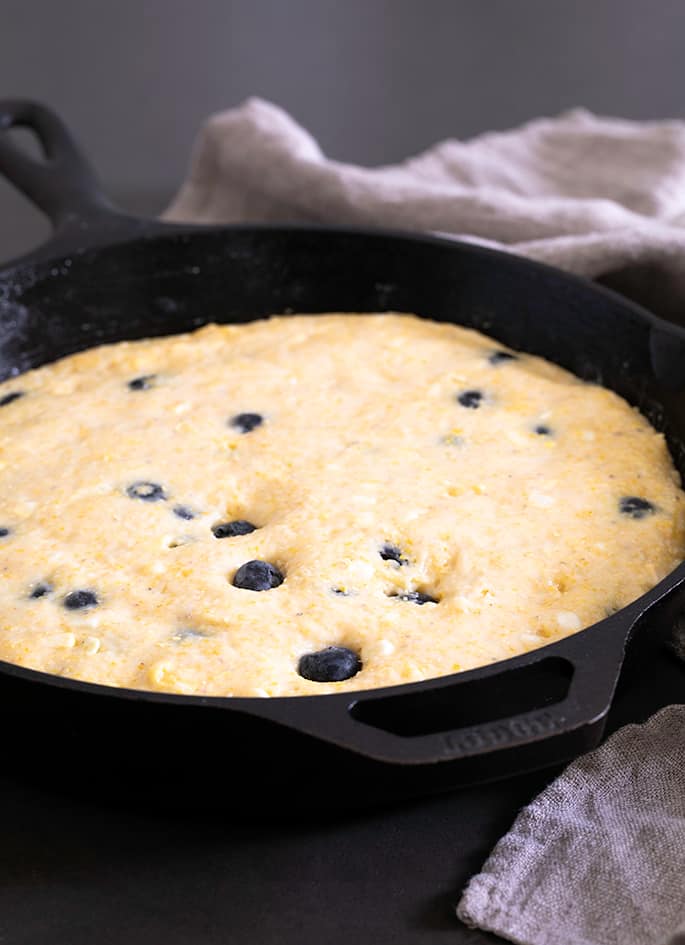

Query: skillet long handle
[[0, 100, 155, 268], [0, 99, 115, 226]]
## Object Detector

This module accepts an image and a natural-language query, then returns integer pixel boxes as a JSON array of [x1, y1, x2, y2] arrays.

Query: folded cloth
[[164, 98, 685, 318], [457, 705, 685, 945], [165, 99, 685, 945]]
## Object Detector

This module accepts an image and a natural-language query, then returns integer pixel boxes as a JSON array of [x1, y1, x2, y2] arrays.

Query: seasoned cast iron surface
[[0, 225, 684, 791]]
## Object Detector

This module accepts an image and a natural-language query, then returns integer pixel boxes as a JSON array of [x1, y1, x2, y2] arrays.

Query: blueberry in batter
[[173, 505, 196, 520], [0, 392, 24, 407], [64, 590, 99, 610], [390, 590, 439, 605], [126, 481, 167, 502], [233, 560, 283, 591], [620, 496, 656, 519], [213, 520, 257, 538], [298, 645, 362, 682], [458, 389, 483, 408], [230, 412, 263, 434], [489, 350, 518, 365], [380, 543, 408, 566], [128, 375, 156, 391]]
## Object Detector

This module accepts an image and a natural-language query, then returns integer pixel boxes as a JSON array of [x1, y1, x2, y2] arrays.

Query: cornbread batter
[[0, 313, 682, 697]]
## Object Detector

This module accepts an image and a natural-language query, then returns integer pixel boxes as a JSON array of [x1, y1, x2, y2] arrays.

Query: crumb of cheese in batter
[[556, 611, 582, 632], [0, 312, 682, 697]]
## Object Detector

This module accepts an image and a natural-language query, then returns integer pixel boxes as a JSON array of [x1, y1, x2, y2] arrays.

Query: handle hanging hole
[[349, 657, 574, 737], [6, 125, 47, 163]]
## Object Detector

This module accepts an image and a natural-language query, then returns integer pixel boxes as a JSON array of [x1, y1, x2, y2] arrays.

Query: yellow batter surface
[[0, 313, 682, 697]]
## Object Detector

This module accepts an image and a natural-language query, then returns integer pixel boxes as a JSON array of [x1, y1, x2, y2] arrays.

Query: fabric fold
[[456, 705, 685, 945], [164, 99, 685, 302]]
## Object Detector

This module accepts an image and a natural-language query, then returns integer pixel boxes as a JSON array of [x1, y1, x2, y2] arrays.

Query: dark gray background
[[1, 6, 684, 942], [1, 0, 683, 258]]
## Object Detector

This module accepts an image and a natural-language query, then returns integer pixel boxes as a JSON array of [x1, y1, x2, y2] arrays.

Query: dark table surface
[[2, 614, 682, 945]]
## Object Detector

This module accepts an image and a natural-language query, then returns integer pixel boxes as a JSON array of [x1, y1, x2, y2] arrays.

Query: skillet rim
[[0, 220, 683, 713]]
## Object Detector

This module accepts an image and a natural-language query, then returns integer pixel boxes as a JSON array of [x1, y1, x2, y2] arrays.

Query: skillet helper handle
[[252, 622, 628, 767], [0, 99, 114, 228]]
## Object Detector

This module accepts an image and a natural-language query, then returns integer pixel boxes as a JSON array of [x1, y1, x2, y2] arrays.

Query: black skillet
[[0, 100, 684, 808]]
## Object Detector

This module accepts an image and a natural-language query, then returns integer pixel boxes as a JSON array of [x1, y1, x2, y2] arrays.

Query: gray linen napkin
[[457, 705, 685, 945], [164, 99, 685, 945], [164, 98, 685, 319]]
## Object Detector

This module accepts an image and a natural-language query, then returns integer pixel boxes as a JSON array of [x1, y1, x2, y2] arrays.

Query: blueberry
[[126, 481, 167, 502], [128, 374, 156, 391], [0, 391, 24, 407], [212, 520, 257, 539], [534, 424, 552, 436], [298, 646, 362, 682], [232, 560, 283, 591], [390, 590, 439, 605], [0, 527, 10, 538], [380, 543, 408, 566], [29, 582, 52, 599], [489, 350, 518, 365], [230, 412, 263, 434], [457, 389, 483, 409], [173, 505, 196, 520], [619, 496, 656, 519], [64, 589, 99, 610]]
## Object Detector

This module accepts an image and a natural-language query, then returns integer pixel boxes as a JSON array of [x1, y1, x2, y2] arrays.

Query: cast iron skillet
[[0, 100, 684, 807]]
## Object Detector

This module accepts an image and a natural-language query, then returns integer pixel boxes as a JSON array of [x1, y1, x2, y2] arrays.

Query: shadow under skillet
[[0, 605, 681, 945]]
